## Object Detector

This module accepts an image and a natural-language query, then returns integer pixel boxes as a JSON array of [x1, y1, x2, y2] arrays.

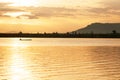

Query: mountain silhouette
[[75, 23, 120, 34]]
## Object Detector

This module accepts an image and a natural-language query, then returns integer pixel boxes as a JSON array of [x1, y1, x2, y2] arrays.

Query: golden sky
[[0, 0, 120, 33]]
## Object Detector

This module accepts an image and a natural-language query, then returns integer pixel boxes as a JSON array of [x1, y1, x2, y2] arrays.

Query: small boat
[[19, 38, 32, 41]]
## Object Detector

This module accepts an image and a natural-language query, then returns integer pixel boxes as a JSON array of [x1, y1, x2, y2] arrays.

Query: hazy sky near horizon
[[0, 0, 120, 33]]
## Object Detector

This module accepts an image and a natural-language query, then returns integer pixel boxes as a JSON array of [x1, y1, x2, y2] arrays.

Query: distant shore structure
[[0, 23, 120, 38], [75, 23, 120, 34]]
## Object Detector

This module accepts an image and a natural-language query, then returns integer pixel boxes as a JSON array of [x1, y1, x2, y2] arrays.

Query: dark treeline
[[0, 31, 120, 38]]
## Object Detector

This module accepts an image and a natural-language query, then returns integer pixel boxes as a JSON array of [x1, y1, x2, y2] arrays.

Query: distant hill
[[74, 23, 120, 34]]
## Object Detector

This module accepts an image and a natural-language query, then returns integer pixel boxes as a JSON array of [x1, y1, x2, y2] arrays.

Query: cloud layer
[[88, 0, 120, 16], [0, 2, 24, 17], [0, 0, 120, 19]]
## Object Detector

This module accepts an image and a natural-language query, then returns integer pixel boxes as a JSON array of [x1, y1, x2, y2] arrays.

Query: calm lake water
[[0, 38, 120, 80]]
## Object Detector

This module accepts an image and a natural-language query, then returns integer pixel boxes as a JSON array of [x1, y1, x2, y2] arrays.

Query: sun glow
[[4, 12, 31, 18]]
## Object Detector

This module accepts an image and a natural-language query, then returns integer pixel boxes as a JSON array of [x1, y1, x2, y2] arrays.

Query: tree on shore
[[112, 30, 117, 34]]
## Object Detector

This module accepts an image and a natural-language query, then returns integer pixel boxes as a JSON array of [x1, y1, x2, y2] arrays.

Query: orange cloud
[[0, 2, 25, 18], [19, 7, 81, 19]]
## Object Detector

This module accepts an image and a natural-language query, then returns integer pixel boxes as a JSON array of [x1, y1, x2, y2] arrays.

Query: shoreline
[[0, 33, 120, 38]]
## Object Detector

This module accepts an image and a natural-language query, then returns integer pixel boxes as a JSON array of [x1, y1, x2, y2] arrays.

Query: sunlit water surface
[[0, 38, 120, 80]]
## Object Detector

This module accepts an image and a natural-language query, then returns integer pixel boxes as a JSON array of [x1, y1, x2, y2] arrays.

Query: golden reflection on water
[[0, 43, 120, 80], [7, 46, 33, 80]]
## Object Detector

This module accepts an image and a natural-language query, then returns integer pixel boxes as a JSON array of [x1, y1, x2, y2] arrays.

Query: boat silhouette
[[19, 38, 32, 41]]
